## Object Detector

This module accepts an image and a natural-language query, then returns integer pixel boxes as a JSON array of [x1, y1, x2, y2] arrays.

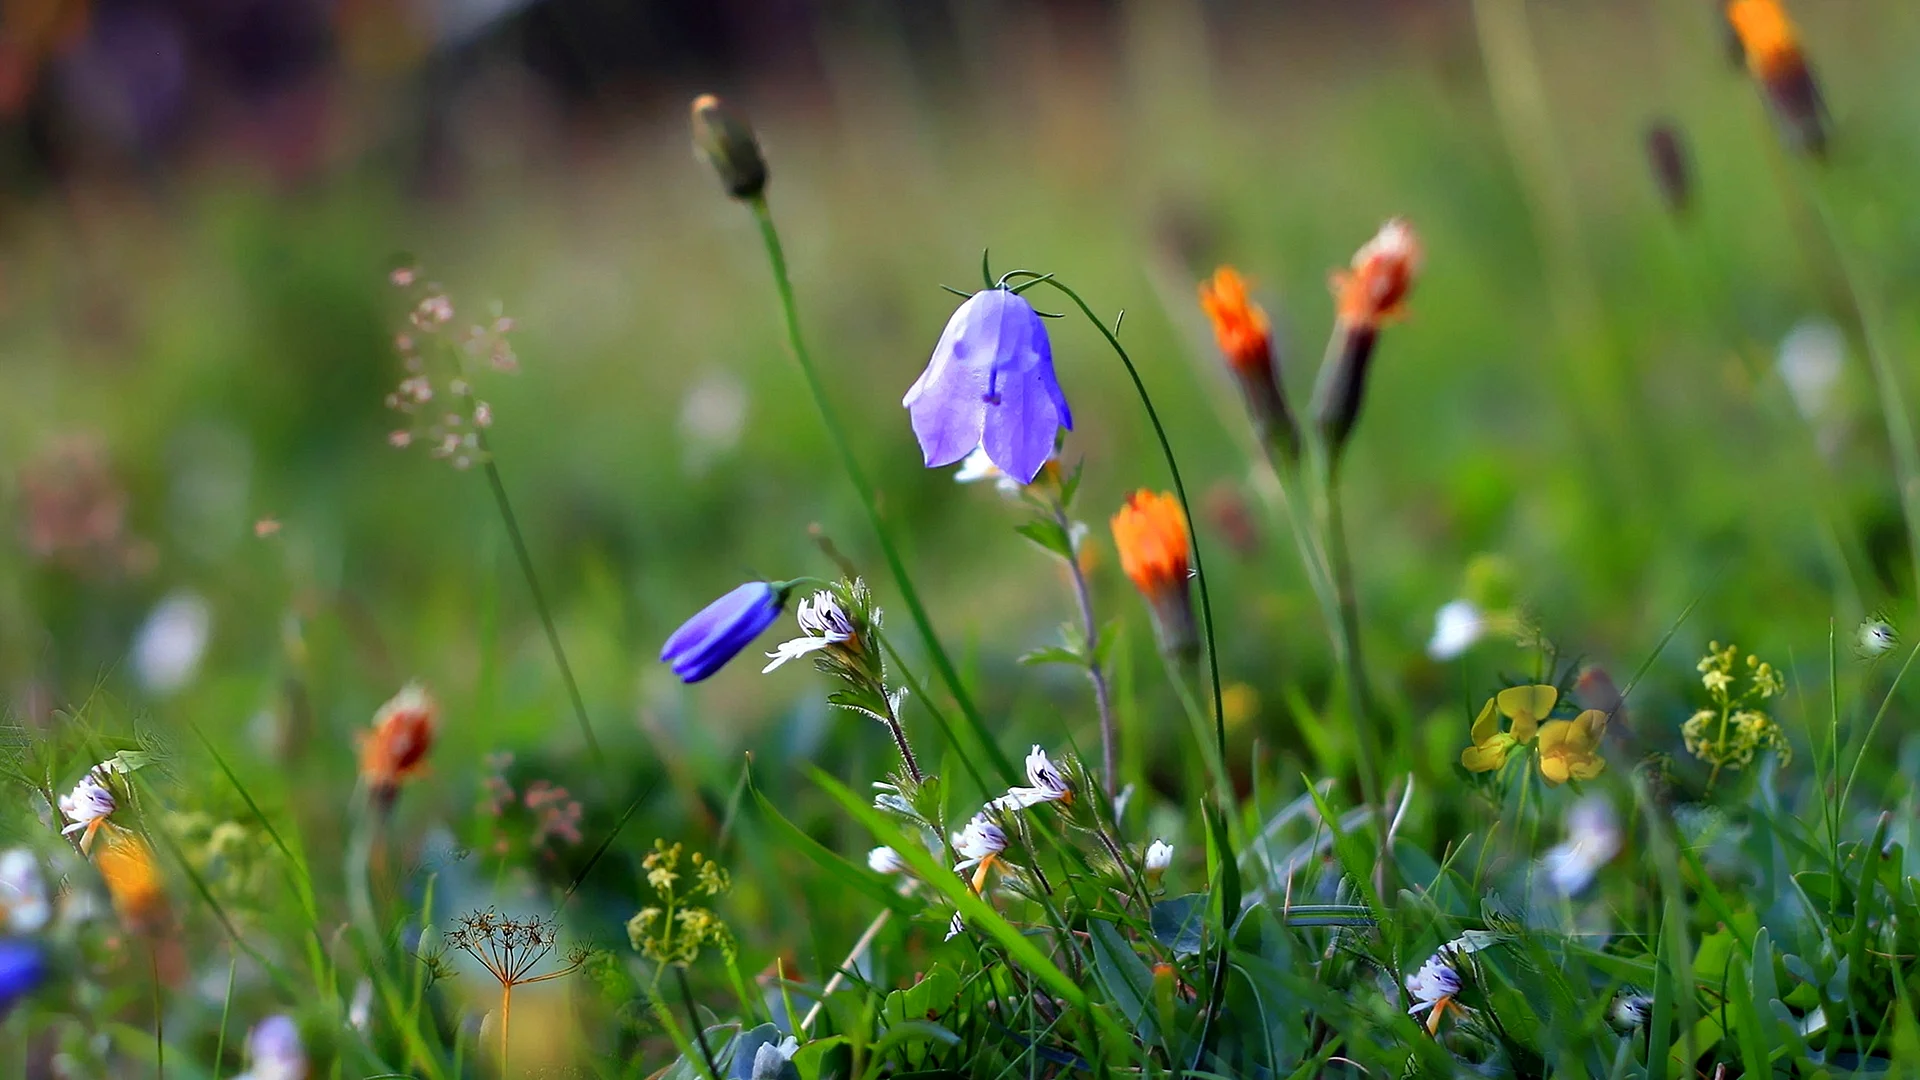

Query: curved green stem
[[748, 196, 1017, 784], [1053, 500, 1118, 793], [1027, 277, 1229, 813]]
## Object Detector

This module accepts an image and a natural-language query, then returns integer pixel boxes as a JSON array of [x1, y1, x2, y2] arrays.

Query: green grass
[[4, 2, 1920, 1076]]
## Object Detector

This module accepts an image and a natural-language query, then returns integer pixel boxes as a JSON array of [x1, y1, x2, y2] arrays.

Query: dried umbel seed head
[[1644, 122, 1693, 215], [690, 94, 768, 200], [1726, 0, 1826, 156], [359, 682, 439, 811]]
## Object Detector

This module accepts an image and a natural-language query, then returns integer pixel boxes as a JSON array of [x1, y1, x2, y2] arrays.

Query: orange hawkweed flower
[[1725, 0, 1825, 154], [1111, 491, 1197, 659], [1198, 268, 1271, 376], [96, 827, 168, 934], [1199, 268, 1300, 463], [1332, 219, 1421, 330], [359, 682, 439, 809]]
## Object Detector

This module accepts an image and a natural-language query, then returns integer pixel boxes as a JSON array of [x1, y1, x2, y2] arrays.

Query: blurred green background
[[5, 0, 1920, 1058]]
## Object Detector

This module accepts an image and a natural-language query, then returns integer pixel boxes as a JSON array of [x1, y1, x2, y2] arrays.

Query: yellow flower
[[1536, 709, 1608, 785], [1461, 685, 1557, 772]]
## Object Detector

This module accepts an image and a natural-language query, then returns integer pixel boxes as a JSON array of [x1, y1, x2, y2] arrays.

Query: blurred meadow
[[5, 0, 1920, 1075]]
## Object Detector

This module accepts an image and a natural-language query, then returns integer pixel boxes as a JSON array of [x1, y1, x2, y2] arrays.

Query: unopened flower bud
[[1313, 220, 1420, 463], [1644, 122, 1692, 215], [1111, 491, 1198, 662], [1726, 0, 1826, 156], [1199, 268, 1300, 465], [690, 94, 768, 200]]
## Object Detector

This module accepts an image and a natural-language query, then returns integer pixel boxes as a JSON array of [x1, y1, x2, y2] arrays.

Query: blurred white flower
[[953, 446, 1022, 495], [58, 766, 117, 852], [678, 370, 748, 475], [867, 846, 909, 875], [1541, 796, 1622, 896], [1439, 928, 1499, 957], [1404, 953, 1461, 1022], [348, 979, 374, 1031], [952, 816, 1008, 874], [133, 590, 211, 695], [989, 746, 1074, 811], [763, 591, 855, 673], [235, 1015, 306, 1080], [750, 1035, 800, 1079], [1611, 992, 1655, 1030], [1777, 319, 1845, 422], [1144, 839, 1173, 877], [1859, 618, 1898, 658], [0, 848, 50, 933], [1427, 599, 1484, 661]]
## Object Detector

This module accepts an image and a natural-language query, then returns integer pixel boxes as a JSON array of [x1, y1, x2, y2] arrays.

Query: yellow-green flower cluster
[[1682, 641, 1789, 785], [1460, 684, 1607, 785], [628, 840, 734, 969]]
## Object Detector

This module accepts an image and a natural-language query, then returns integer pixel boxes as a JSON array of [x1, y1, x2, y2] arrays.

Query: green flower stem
[[1317, 459, 1385, 826], [1053, 500, 1119, 794], [747, 196, 1016, 785], [1027, 276, 1230, 818], [472, 427, 603, 763]]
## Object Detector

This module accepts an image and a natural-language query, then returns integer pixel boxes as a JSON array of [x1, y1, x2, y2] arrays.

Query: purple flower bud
[[661, 582, 785, 683], [0, 940, 47, 1018], [904, 288, 1072, 484]]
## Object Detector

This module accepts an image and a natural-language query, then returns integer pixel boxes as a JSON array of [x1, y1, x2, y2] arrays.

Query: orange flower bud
[[1111, 491, 1197, 660], [690, 93, 768, 200], [1200, 268, 1299, 463], [359, 682, 438, 810], [1725, 0, 1825, 154], [1332, 219, 1421, 330]]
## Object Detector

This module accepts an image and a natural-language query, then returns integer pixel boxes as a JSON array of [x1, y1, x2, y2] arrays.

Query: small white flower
[[1438, 929, 1499, 957], [235, 1015, 307, 1080], [952, 815, 1008, 874], [763, 591, 857, 673], [1427, 599, 1484, 661], [1144, 839, 1173, 876], [133, 590, 212, 695], [0, 848, 50, 934], [1777, 318, 1845, 422], [945, 910, 966, 941], [868, 846, 910, 875], [1541, 796, 1622, 896], [348, 979, 374, 1032], [989, 745, 1075, 811], [1859, 618, 1898, 658], [1611, 993, 1655, 1030], [953, 446, 1022, 495], [750, 1035, 800, 1079], [58, 766, 117, 851], [1404, 954, 1462, 1017]]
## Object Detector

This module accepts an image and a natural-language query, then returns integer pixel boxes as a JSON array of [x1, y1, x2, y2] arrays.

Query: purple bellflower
[[0, 939, 47, 1018], [661, 582, 787, 683], [904, 287, 1072, 484]]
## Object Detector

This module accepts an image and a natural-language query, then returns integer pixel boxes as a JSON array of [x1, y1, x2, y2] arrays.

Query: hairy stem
[[747, 196, 1016, 783], [1055, 501, 1118, 793]]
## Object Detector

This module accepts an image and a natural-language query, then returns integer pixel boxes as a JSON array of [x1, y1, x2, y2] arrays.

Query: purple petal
[[980, 364, 1062, 483], [661, 582, 783, 683]]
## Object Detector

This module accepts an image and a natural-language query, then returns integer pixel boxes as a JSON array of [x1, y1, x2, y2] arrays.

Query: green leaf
[[1205, 801, 1242, 929], [748, 766, 918, 916], [1089, 917, 1158, 1043], [1015, 518, 1073, 559], [1150, 894, 1207, 958], [1017, 645, 1084, 668], [871, 1020, 961, 1056]]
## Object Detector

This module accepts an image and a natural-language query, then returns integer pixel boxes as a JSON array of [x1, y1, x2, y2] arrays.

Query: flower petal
[[1497, 684, 1558, 723], [1469, 698, 1499, 744]]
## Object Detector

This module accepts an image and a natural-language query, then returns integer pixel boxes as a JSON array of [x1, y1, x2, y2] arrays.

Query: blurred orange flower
[[1198, 268, 1272, 376], [1333, 219, 1421, 329], [359, 682, 439, 808], [1726, 0, 1802, 81], [1111, 491, 1190, 599], [96, 827, 168, 934]]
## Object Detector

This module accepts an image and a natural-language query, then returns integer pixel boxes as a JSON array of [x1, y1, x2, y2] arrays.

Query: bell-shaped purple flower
[[904, 287, 1072, 484], [661, 582, 786, 683], [0, 939, 47, 1018]]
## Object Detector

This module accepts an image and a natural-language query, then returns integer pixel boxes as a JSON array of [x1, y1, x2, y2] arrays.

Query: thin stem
[[1319, 463, 1384, 821], [801, 906, 894, 1033], [881, 706, 924, 784], [212, 951, 236, 1080], [150, 942, 164, 1080], [498, 980, 511, 1072], [1840, 635, 1920, 815], [1030, 277, 1229, 814], [747, 196, 1016, 783], [676, 966, 721, 1080], [1054, 501, 1118, 793], [476, 438, 602, 762]]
